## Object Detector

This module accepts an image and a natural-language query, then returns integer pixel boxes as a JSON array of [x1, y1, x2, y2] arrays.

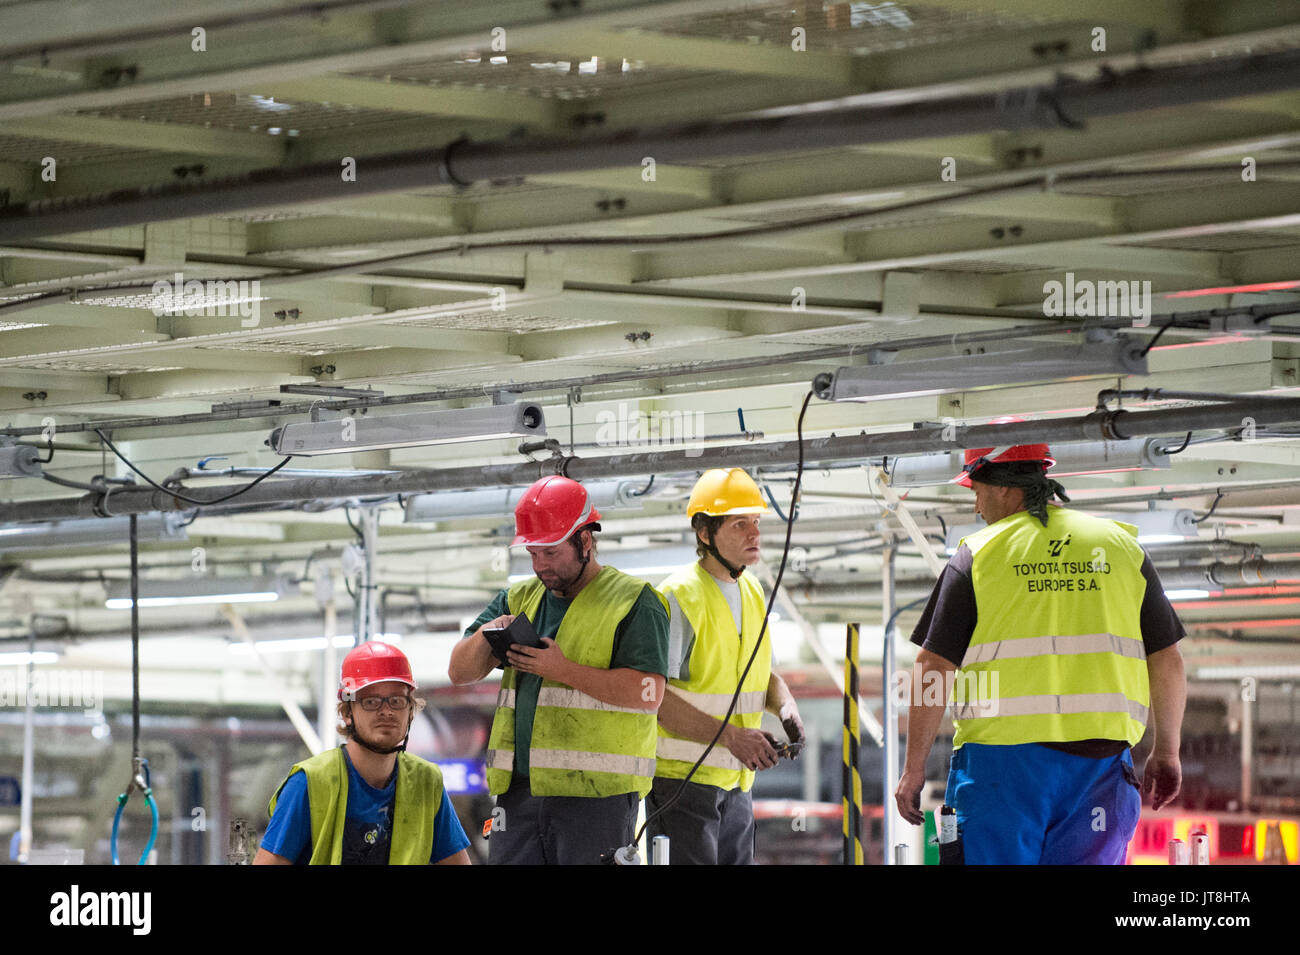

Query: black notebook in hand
[[482, 613, 545, 668]]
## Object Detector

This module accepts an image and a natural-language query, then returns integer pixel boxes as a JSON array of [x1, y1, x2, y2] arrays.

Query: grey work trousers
[[487, 776, 638, 865], [645, 777, 756, 865]]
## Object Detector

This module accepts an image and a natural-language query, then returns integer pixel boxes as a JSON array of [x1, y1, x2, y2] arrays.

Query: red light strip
[[1164, 280, 1300, 299]]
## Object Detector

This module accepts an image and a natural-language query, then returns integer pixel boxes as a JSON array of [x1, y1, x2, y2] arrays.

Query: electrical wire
[[633, 390, 814, 848], [93, 429, 294, 507], [1138, 317, 1177, 357], [1163, 432, 1193, 455], [1193, 491, 1225, 524]]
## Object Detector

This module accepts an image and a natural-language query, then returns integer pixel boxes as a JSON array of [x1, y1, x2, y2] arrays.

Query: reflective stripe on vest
[[656, 735, 744, 772], [655, 562, 770, 792], [954, 693, 1149, 724], [961, 632, 1146, 667], [484, 566, 666, 798], [667, 686, 767, 718], [267, 747, 442, 865], [537, 686, 648, 715], [956, 507, 1150, 748], [530, 748, 657, 779]]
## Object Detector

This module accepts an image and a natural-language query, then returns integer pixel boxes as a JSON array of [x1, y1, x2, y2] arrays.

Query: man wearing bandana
[[894, 434, 1188, 864]]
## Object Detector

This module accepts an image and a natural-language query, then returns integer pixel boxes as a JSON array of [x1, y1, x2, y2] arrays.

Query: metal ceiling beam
[[5, 395, 1300, 524], [7, 47, 1300, 242]]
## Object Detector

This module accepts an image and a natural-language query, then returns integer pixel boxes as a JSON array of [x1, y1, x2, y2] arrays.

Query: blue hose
[[110, 789, 159, 866]]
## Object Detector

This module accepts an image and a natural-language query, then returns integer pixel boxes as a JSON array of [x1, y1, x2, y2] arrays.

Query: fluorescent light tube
[[404, 480, 645, 523], [267, 402, 545, 456], [1164, 589, 1211, 601], [105, 574, 291, 609], [0, 651, 58, 666], [228, 633, 401, 655], [0, 514, 188, 552], [813, 335, 1146, 402], [508, 544, 699, 582]]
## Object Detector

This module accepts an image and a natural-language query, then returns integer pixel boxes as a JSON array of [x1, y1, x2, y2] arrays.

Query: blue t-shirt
[[262, 747, 470, 864]]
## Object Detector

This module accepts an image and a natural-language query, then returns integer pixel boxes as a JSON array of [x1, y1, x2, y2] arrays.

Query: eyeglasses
[[356, 695, 413, 712]]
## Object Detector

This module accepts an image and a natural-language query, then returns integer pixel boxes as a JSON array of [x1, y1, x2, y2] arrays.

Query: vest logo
[[1046, 535, 1072, 557], [49, 885, 151, 935]]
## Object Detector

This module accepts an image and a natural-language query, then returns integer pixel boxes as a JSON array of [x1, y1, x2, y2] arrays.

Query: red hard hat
[[339, 641, 416, 701], [951, 417, 1054, 488], [511, 476, 602, 547]]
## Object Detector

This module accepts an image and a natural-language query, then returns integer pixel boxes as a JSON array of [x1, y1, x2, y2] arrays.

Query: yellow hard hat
[[687, 468, 768, 518]]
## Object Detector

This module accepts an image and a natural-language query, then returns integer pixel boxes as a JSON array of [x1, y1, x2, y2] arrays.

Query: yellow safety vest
[[267, 747, 443, 865], [656, 562, 770, 792], [954, 506, 1150, 749], [485, 566, 665, 798]]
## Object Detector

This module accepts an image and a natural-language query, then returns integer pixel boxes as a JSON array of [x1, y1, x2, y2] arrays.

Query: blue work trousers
[[945, 742, 1142, 865]]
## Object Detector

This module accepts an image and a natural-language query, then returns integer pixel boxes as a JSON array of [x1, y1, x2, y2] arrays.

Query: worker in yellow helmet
[[646, 468, 805, 865]]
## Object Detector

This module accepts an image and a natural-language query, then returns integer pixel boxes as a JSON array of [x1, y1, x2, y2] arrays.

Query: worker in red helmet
[[448, 475, 670, 865], [895, 430, 1188, 865], [254, 641, 470, 865]]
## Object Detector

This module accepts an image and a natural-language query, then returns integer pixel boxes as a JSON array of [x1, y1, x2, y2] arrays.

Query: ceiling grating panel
[[76, 92, 415, 135], [343, 50, 722, 100], [1117, 232, 1300, 252], [0, 133, 162, 165], [15, 359, 184, 374], [641, 1, 1064, 53]]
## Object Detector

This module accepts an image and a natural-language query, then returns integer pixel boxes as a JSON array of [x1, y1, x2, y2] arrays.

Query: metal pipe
[[6, 48, 1300, 242], [17, 629, 34, 864], [5, 398, 1300, 525], [1241, 681, 1255, 810], [881, 545, 898, 866]]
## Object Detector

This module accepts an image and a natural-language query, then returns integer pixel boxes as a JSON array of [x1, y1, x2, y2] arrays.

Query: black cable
[[1138, 318, 1177, 357], [93, 429, 293, 507], [41, 472, 103, 492], [1193, 491, 1224, 524], [1164, 432, 1192, 455], [635, 390, 815, 847], [628, 475, 655, 497], [129, 514, 140, 762], [936, 514, 948, 540]]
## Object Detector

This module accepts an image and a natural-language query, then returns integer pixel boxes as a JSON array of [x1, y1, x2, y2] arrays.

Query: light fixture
[[105, 574, 292, 609], [812, 334, 1146, 402], [1165, 589, 1212, 601], [507, 544, 699, 582], [0, 444, 43, 479], [944, 521, 986, 555], [228, 633, 401, 655], [891, 439, 1171, 488], [267, 402, 545, 456], [1195, 664, 1300, 680], [0, 651, 58, 666], [1090, 509, 1197, 544], [0, 514, 189, 552], [404, 479, 646, 523]]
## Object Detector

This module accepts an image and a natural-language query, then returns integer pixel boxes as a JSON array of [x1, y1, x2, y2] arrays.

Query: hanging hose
[[630, 391, 815, 852], [109, 513, 159, 865]]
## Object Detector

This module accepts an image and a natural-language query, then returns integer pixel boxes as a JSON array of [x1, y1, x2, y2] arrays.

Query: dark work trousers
[[645, 777, 756, 865], [488, 776, 638, 865]]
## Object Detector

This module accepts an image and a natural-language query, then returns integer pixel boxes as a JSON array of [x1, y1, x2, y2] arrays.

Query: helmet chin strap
[[705, 526, 744, 580], [348, 718, 409, 756]]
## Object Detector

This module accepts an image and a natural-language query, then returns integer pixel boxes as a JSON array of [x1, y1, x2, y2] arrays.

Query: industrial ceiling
[[4, 0, 1300, 705]]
